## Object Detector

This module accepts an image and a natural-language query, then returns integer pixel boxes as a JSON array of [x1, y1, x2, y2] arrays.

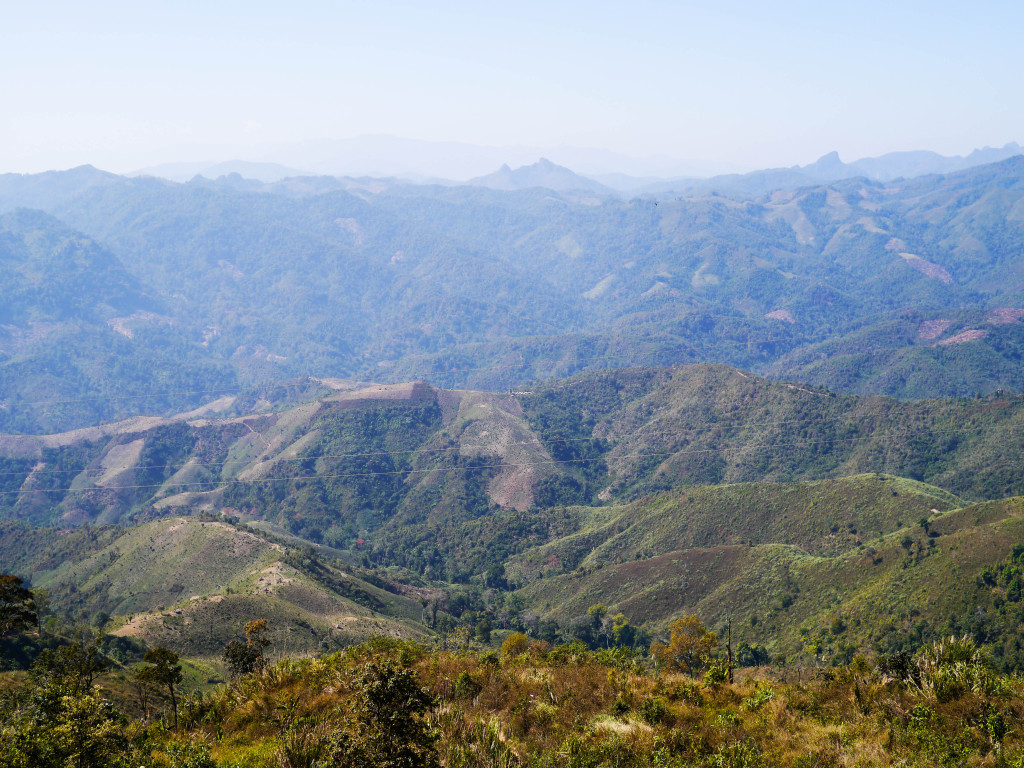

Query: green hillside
[[517, 493, 1024, 669], [8, 468, 1024, 673], [767, 308, 1024, 398], [506, 474, 961, 582], [520, 364, 1024, 502], [0, 516, 429, 659], [6, 363, 1024, 568]]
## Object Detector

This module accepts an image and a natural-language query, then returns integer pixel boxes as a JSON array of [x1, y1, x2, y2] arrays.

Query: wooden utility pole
[[727, 615, 734, 684]]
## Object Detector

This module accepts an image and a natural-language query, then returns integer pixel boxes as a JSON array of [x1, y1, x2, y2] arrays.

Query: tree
[[136, 646, 183, 728], [327, 660, 439, 768], [587, 603, 607, 626], [48, 692, 131, 768], [245, 618, 271, 672], [736, 641, 771, 667], [223, 639, 261, 678], [611, 613, 635, 648], [0, 574, 37, 639], [223, 618, 272, 678], [650, 614, 718, 675], [31, 641, 109, 696], [500, 632, 529, 660], [475, 618, 492, 645], [31, 587, 49, 632], [3, 638, 137, 768]]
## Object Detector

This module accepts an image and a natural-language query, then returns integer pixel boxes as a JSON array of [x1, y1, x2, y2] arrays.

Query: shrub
[[742, 684, 775, 711], [454, 670, 482, 700], [611, 695, 631, 717], [638, 695, 670, 725], [704, 662, 728, 688], [501, 632, 530, 661]]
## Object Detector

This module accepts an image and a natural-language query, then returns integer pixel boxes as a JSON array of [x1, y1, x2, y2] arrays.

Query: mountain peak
[[468, 158, 612, 194], [802, 151, 845, 176], [812, 151, 842, 167]]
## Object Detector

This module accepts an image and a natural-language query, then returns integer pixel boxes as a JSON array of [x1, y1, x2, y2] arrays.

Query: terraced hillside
[[0, 379, 557, 532]]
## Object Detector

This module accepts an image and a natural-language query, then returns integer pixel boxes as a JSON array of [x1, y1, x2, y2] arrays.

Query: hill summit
[[468, 157, 612, 193]]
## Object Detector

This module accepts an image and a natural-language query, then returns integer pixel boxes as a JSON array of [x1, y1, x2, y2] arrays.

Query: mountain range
[[3, 154, 1024, 432], [5, 145, 1024, 677], [130, 135, 1022, 192]]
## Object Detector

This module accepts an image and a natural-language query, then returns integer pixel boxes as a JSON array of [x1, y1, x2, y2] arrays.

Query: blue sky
[[1, 0, 1021, 174]]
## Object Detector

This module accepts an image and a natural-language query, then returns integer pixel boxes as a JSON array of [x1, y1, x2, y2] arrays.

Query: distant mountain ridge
[[134, 159, 314, 183], [468, 158, 614, 194], [2, 155, 1024, 432], [121, 137, 1023, 196], [640, 142, 1024, 197]]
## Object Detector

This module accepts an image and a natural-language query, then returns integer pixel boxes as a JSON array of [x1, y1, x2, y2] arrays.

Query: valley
[[5, 155, 1024, 767]]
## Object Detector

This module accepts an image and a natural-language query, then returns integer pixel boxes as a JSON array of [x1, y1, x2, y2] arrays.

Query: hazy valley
[[6, 150, 1024, 767]]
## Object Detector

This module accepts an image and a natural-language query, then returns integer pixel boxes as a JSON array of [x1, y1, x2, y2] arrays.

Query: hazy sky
[[2, 0, 1021, 175]]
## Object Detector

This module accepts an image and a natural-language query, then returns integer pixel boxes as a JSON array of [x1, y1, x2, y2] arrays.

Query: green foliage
[[0, 636, 142, 768], [638, 694, 670, 725], [31, 640, 109, 694], [703, 662, 729, 688], [735, 642, 771, 667], [651, 615, 718, 675], [222, 639, 262, 679], [327, 659, 440, 768], [162, 739, 218, 768], [222, 619, 272, 680], [741, 684, 775, 711], [136, 646, 183, 726], [0, 574, 36, 639]]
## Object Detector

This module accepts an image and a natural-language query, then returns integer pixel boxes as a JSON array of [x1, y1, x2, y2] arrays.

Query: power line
[[16, 388, 244, 408], [6, 330, 840, 412], [6, 423, 1024, 497], [4, 405, 1019, 480]]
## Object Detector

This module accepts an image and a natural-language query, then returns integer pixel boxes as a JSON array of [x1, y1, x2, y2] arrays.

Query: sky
[[1, 0, 1022, 176]]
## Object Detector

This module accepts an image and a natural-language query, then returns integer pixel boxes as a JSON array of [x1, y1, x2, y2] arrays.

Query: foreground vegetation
[[5, 631, 1024, 767]]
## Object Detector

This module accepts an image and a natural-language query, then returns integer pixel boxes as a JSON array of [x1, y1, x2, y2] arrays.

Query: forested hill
[[3, 364, 1024, 541], [8, 363, 1024, 712], [2, 157, 1024, 431]]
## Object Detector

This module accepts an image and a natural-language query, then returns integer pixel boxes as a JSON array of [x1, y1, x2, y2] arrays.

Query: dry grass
[[132, 641, 1024, 767]]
